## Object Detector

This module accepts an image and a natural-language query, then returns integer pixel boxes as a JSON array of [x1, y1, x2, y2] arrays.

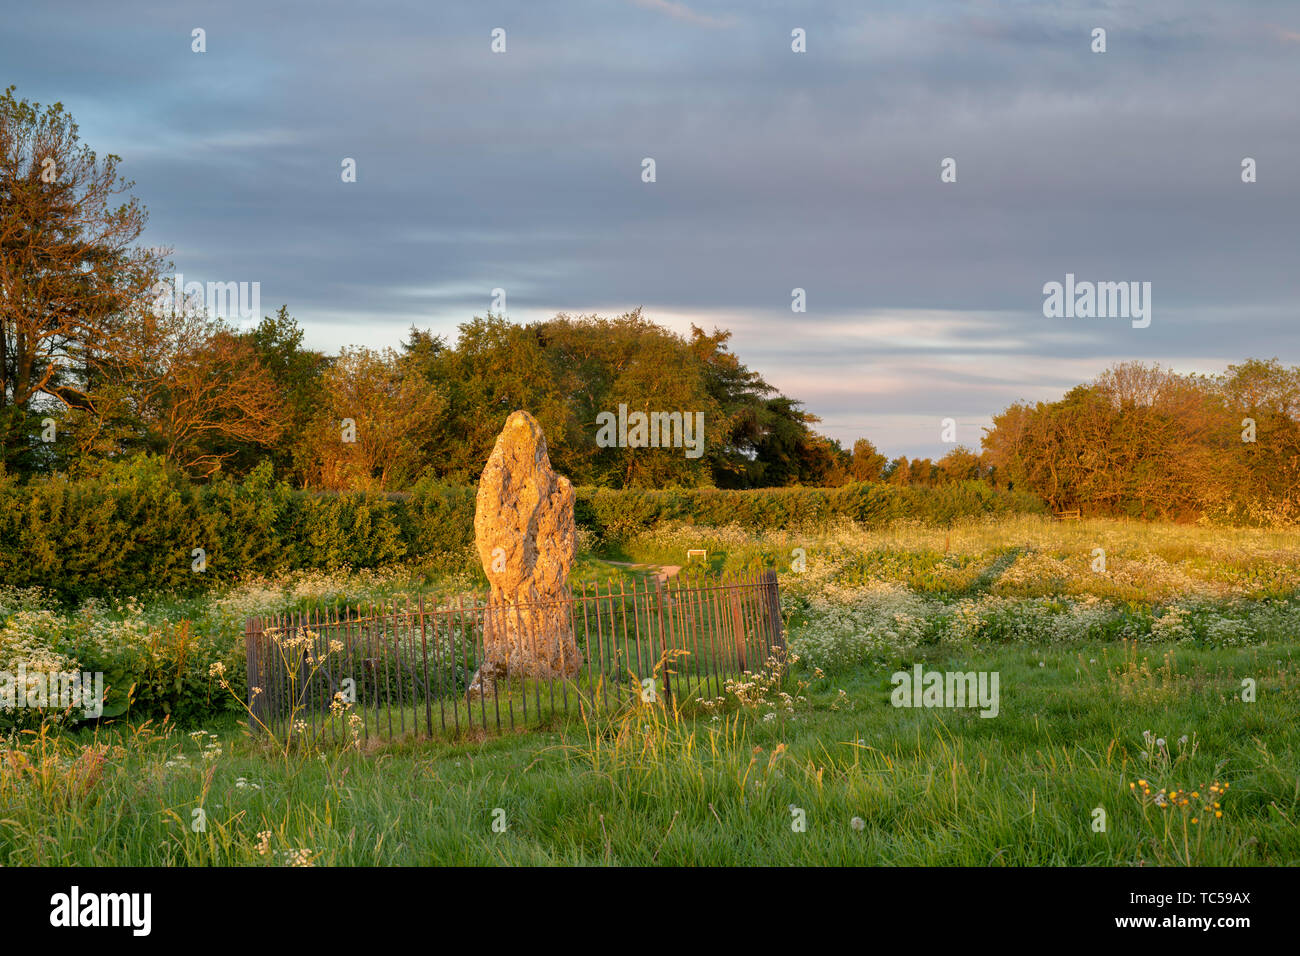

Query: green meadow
[[3, 516, 1298, 866], [2, 639, 1296, 866]]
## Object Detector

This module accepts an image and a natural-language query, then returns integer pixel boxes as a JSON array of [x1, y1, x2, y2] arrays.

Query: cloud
[[630, 0, 736, 29], [3, 0, 1295, 459]]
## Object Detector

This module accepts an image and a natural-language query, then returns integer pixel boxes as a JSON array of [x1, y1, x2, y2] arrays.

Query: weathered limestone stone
[[468, 410, 580, 697]]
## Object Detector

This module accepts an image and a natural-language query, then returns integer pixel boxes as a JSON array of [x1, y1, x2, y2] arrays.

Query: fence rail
[[243, 570, 783, 742]]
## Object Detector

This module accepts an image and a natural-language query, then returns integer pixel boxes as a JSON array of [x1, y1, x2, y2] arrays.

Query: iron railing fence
[[243, 569, 783, 742]]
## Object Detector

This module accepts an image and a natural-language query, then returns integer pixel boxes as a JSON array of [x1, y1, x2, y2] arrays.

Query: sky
[[4, 0, 1298, 459]]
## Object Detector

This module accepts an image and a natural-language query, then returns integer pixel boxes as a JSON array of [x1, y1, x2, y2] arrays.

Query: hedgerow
[[0, 457, 1044, 600]]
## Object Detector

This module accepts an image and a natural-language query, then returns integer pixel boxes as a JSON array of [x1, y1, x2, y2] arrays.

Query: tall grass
[[3, 639, 1296, 866]]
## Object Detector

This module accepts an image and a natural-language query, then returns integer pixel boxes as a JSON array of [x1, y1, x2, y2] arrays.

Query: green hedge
[[574, 481, 1047, 540], [0, 459, 476, 601], [0, 458, 1044, 599]]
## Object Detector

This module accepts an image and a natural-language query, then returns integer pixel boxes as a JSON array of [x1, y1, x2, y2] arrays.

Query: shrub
[[0, 465, 1044, 599], [0, 464, 475, 600], [573, 481, 1046, 544]]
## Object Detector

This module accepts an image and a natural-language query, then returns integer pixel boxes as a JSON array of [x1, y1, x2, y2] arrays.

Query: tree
[[981, 401, 1032, 490], [396, 311, 841, 489], [885, 456, 910, 485], [687, 324, 774, 486], [571, 313, 718, 487], [0, 87, 165, 472], [297, 346, 445, 491], [1216, 358, 1300, 523], [225, 306, 329, 479], [807, 434, 852, 486], [850, 438, 886, 482], [58, 302, 286, 477], [1217, 357, 1300, 419], [936, 445, 983, 483], [981, 363, 1244, 519], [907, 457, 935, 486], [150, 323, 287, 478], [399, 315, 570, 484]]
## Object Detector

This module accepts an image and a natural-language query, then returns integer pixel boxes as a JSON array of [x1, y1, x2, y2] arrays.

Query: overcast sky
[[5, 0, 1298, 458]]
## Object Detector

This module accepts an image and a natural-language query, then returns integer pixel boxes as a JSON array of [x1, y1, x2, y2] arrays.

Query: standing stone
[[469, 410, 580, 697]]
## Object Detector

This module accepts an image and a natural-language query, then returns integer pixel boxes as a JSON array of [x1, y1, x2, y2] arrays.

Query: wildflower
[[850, 817, 865, 831]]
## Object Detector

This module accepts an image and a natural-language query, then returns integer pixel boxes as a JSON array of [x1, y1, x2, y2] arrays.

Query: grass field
[[2, 638, 1296, 865], [2, 515, 1298, 865]]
